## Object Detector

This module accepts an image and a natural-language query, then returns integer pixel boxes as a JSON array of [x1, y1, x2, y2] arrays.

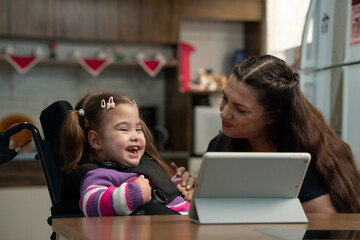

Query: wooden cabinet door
[[118, 0, 141, 42], [54, 0, 118, 41], [0, 0, 7, 35], [180, 0, 262, 21], [54, 0, 97, 40], [96, 0, 119, 41], [118, 0, 179, 43], [1, 0, 179, 42], [139, 0, 179, 43], [2, 0, 54, 38]]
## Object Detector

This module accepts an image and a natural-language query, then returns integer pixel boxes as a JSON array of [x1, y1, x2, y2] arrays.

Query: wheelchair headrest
[[40, 101, 73, 143]]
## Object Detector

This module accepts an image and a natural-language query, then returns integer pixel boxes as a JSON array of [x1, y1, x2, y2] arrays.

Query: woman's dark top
[[207, 133, 328, 203]]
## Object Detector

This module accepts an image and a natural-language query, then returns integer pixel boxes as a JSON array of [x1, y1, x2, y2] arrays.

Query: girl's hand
[[176, 184, 195, 202], [171, 162, 197, 201], [134, 175, 151, 204]]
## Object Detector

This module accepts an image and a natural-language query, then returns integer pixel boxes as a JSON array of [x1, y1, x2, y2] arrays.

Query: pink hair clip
[[107, 96, 115, 109]]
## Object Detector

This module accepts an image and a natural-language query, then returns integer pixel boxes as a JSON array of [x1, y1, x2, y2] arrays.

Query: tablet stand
[[190, 197, 308, 224]]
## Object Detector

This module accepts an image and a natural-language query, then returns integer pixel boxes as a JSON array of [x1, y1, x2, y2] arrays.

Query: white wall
[[180, 20, 245, 80], [0, 187, 52, 240], [266, 0, 311, 61]]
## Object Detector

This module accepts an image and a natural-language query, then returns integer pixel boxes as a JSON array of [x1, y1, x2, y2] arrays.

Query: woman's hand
[[134, 175, 151, 204], [171, 162, 197, 202]]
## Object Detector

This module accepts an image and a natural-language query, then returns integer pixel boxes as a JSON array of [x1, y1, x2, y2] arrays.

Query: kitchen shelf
[[0, 58, 178, 69]]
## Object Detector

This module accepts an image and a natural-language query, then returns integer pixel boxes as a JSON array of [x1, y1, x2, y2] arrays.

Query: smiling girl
[[59, 91, 190, 216]]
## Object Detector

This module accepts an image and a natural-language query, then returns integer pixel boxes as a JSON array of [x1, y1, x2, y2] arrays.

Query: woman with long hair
[[208, 55, 360, 212]]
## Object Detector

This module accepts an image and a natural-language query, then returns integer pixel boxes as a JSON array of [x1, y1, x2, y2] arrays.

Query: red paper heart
[[78, 58, 112, 77], [138, 59, 165, 77], [4, 54, 41, 74]]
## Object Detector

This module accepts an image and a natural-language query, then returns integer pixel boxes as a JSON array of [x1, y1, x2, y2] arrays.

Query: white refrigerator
[[300, 0, 360, 168]]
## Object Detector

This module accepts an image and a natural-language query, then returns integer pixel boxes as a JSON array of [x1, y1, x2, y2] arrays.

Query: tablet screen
[[194, 152, 311, 198]]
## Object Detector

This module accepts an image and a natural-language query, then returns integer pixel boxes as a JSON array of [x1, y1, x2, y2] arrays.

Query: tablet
[[192, 152, 311, 199]]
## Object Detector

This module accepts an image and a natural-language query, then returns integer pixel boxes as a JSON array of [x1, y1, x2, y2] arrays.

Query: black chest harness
[[60, 157, 183, 215], [99, 158, 184, 205]]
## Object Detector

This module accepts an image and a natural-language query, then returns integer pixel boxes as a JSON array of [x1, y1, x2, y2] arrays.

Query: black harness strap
[[59, 157, 183, 216], [61, 164, 99, 201], [99, 158, 184, 205]]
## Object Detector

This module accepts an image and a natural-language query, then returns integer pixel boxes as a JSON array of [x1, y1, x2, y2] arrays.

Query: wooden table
[[52, 213, 360, 240]]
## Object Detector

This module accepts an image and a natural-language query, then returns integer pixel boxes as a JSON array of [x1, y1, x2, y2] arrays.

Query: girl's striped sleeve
[[79, 168, 144, 216]]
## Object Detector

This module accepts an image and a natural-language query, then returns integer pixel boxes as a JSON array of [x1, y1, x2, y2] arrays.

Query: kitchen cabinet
[[0, 0, 262, 44], [54, 0, 119, 41], [1, 0, 117, 40], [54, 0, 97, 40], [0, 0, 179, 43], [244, 22, 264, 56], [119, 0, 179, 43], [0, 0, 55, 38], [117, 0, 141, 42], [165, 86, 221, 157], [96, 0, 119, 41], [0, 0, 7, 35], [138, 0, 179, 43], [180, 0, 263, 22], [0, 161, 45, 187]]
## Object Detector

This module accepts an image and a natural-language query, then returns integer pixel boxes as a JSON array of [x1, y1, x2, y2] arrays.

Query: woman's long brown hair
[[227, 55, 360, 212], [60, 91, 171, 174]]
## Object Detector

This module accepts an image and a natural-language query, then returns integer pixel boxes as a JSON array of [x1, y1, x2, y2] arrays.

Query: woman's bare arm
[[301, 194, 337, 213]]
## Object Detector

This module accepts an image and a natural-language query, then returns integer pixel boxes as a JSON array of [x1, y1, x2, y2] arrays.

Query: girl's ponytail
[[60, 109, 87, 173]]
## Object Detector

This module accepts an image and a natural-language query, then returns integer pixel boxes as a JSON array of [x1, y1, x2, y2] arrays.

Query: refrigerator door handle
[[300, 0, 317, 69]]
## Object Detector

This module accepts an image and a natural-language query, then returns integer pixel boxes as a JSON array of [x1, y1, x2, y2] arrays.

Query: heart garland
[[4, 54, 41, 74], [137, 54, 166, 78], [77, 58, 112, 77]]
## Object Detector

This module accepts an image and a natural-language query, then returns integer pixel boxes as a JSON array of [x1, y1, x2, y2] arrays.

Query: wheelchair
[[0, 100, 180, 239], [0, 101, 81, 239]]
